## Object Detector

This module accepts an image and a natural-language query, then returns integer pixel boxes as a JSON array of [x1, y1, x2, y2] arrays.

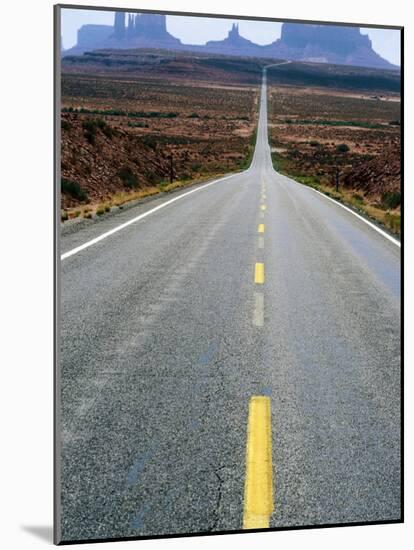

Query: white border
[[1, 1, 410, 549]]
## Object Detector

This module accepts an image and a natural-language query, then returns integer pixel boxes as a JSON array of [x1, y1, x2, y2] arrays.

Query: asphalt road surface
[[58, 70, 401, 542]]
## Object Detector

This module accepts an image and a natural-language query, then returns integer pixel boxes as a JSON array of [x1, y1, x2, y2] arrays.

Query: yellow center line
[[254, 263, 265, 284], [261, 205, 266, 211], [243, 396, 273, 529], [258, 224, 265, 234]]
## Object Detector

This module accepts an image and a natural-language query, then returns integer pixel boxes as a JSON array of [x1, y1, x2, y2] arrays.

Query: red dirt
[[342, 148, 401, 196]]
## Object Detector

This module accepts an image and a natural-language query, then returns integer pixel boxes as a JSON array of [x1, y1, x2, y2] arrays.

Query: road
[[58, 70, 401, 542]]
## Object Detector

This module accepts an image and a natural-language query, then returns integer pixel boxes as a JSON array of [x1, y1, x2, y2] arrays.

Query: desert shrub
[[147, 172, 162, 185], [82, 118, 114, 142], [385, 212, 401, 233], [61, 107, 178, 118], [142, 136, 157, 150], [61, 178, 88, 201], [118, 166, 139, 189], [381, 191, 401, 210], [96, 207, 105, 216], [61, 210, 68, 222], [336, 143, 350, 153], [82, 119, 98, 144], [309, 140, 320, 147], [289, 119, 382, 129], [127, 121, 149, 128], [188, 113, 200, 118], [352, 193, 364, 202], [61, 120, 71, 131], [101, 123, 114, 139]]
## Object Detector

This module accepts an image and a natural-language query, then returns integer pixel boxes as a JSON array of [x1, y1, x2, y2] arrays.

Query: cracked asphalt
[[58, 71, 401, 542]]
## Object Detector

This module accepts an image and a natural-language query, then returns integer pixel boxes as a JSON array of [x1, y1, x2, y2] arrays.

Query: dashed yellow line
[[254, 263, 265, 284], [243, 396, 273, 529], [258, 224, 265, 234], [261, 205, 266, 211]]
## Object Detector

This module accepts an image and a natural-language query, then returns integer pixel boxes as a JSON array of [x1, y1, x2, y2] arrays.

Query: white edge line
[[307, 186, 401, 248], [61, 171, 245, 260]]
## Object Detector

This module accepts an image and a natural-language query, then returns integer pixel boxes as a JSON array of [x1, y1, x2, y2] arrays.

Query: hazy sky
[[61, 8, 401, 66]]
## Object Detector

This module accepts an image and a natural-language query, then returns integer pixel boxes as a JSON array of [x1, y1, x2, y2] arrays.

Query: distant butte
[[62, 12, 398, 71]]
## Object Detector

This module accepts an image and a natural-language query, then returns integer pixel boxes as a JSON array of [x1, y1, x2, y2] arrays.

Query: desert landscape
[[60, 50, 400, 234], [267, 63, 401, 233], [60, 51, 261, 219], [57, 11, 402, 544]]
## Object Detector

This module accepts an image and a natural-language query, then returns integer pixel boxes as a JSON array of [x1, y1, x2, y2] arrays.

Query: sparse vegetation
[[82, 119, 97, 144], [61, 120, 71, 131], [336, 143, 350, 153], [282, 119, 385, 129], [118, 166, 139, 189], [61, 178, 88, 201], [82, 118, 114, 143], [352, 193, 364, 203], [268, 83, 400, 236], [63, 107, 178, 118], [272, 151, 400, 236], [384, 212, 400, 233], [381, 191, 401, 210], [127, 121, 149, 128]]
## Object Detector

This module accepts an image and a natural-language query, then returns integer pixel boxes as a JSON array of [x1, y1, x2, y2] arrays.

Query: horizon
[[60, 8, 401, 66]]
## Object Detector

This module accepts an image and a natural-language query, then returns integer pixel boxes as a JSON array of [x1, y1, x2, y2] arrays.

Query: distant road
[[58, 69, 401, 542]]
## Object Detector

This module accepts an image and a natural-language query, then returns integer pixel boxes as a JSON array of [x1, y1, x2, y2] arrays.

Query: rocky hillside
[[342, 148, 401, 200], [60, 114, 171, 209]]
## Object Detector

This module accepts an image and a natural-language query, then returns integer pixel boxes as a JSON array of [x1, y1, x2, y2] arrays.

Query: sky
[[60, 8, 401, 66]]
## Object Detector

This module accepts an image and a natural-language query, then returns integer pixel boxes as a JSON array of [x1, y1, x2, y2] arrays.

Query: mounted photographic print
[[54, 3, 403, 544]]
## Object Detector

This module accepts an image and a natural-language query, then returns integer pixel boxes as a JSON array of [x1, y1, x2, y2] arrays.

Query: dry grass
[[61, 172, 230, 222], [278, 171, 400, 236]]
